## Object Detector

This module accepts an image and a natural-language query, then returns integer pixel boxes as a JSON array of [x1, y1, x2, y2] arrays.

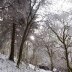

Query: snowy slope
[[0, 53, 52, 72]]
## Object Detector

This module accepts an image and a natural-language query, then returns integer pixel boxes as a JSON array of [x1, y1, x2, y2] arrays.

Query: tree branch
[[48, 24, 63, 43]]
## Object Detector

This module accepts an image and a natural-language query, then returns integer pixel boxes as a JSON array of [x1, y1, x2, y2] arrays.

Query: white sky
[[34, 0, 72, 36], [49, 0, 72, 14], [36, 0, 72, 25], [37, 0, 72, 15]]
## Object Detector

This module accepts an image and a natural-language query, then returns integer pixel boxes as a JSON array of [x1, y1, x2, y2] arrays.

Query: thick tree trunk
[[9, 23, 16, 61]]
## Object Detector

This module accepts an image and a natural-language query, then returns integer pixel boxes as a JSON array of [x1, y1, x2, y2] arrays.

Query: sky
[[49, 0, 72, 14], [36, 0, 72, 26], [30, 0, 72, 40], [37, 0, 72, 17]]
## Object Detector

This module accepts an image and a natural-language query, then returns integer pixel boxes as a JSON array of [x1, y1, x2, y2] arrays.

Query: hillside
[[0, 53, 52, 72]]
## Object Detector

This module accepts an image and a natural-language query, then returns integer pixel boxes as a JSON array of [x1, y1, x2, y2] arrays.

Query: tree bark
[[50, 50, 53, 71], [64, 44, 70, 72], [16, 0, 41, 67], [17, 25, 29, 67], [9, 23, 16, 61]]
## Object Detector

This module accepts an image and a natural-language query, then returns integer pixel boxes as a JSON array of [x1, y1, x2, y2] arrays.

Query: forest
[[0, 0, 72, 72]]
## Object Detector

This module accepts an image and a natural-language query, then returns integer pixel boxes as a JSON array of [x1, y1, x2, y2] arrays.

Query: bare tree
[[1, 0, 27, 61], [0, 0, 16, 61], [45, 44, 54, 71], [9, 23, 16, 61], [39, 37, 54, 71], [17, 0, 44, 67], [48, 21, 72, 72]]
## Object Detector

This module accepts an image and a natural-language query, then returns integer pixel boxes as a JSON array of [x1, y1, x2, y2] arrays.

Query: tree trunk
[[17, 25, 29, 67], [64, 44, 70, 72], [50, 50, 53, 71], [9, 23, 16, 61]]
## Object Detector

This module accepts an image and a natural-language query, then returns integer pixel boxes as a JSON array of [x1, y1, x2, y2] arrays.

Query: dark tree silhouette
[[48, 24, 72, 72], [17, 0, 44, 67], [9, 23, 16, 61]]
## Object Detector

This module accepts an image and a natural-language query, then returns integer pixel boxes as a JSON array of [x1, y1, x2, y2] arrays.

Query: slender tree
[[3, 0, 26, 62], [40, 38, 54, 71], [48, 23, 72, 72], [17, 0, 44, 67], [9, 23, 16, 61]]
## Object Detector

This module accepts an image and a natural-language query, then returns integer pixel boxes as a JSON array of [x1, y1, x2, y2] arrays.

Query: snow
[[53, 68, 57, 72], [0, 17, 3, 21], [0, 53, 52, 72], [29, 64, 35, 70], [36, 69, 52, 72]]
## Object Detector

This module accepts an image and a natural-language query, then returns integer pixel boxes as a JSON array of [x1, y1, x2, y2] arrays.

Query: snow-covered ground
[[0, 53, 52, 72]]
